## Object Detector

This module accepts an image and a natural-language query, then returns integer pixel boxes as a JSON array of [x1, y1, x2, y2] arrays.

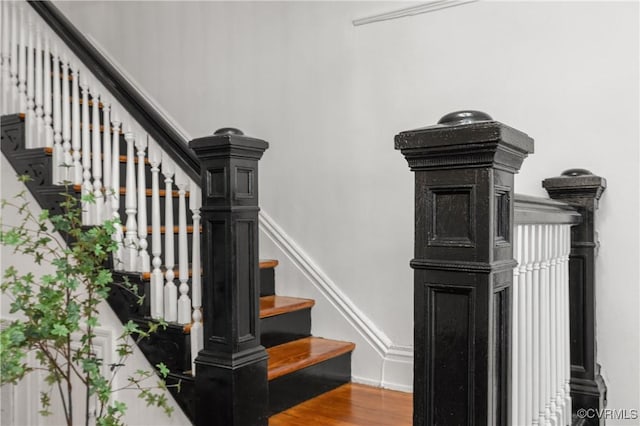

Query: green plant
[[0, 176, 174, 426]]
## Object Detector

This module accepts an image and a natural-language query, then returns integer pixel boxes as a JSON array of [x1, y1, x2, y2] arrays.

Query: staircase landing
[[269, 383, 412, 426]]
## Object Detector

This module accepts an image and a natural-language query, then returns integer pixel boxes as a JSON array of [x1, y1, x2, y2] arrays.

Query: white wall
[[0, 156, 190, 426], [53, 0, 640, 421]]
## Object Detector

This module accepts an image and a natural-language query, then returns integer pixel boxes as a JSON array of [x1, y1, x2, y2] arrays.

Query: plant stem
[[54, 376, 71, 426], [66, 288, 73, 426]]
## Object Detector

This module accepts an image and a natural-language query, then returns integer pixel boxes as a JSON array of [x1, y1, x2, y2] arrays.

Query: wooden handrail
[[514, 193, 581, 225], [27, 0, 201, 183]]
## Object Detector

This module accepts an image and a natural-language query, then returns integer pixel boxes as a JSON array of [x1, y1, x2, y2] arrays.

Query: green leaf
[[156, 363, 170, 378], [51, 324, 69, 337], [1, 181, 174, 422]]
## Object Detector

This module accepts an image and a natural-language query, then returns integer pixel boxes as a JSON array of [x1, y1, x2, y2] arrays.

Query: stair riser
[[268, 352, 352, 415], [1, 123, 76, 218], [134, 318, 192, 373], [261, 308, 312, 348], [166, 373, 196, 424], [107, 274, 148, 321], [260, 267, 275, 297], [115, 154, 154, 187]]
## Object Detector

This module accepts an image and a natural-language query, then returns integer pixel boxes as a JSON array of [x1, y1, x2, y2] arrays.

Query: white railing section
[[513, 195, 579, 426], [1, 1, 204, 372]]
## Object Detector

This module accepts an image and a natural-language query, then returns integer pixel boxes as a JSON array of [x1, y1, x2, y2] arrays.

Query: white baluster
[[531, 225, 541, 425], [540, 226, 550, 425], [34, 27, 44, 147], [102, 100, 112, 216], [561, 226, 570, 426], [549, 225, 562, 425], [9, 1, 18, 111], [176, 171, 191, 325], [553, 226, 564, 425], [190, 181, 203, 372], [43, 35, 52, 148], [511, 225, 520, 426], [17, 5, 26, 114], [524, 225, 534, 425], [71, 67, 81, 184], [124, 130, 138, 271], [516, 225, 527, 426], [91, 88, 104, 222], [163, 158, 177, 322], [51, 46, 62, 183], [80, 76, 92, 224], [539, 224, 549, 425], [25, 18, 35, 148], [110, 111, 123, 268], [562, 226, 572, 426], [136, 133, 150, 273], [1, 1, 11, 114], [149, 141, 164, 319], [556, 226, 565, 425], [61, 55, 71, 183], [24, 16, 38, 148]]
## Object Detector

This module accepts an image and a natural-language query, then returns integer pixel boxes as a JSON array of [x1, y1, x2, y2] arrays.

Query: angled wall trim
[[352, 0, 478, 27], [259, 210, 414, 391]]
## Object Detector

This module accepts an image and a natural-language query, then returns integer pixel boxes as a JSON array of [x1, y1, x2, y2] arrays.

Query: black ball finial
[[438, 110, 493, 126], [214, 127, 244, 136], [562, 168, 593, 177]]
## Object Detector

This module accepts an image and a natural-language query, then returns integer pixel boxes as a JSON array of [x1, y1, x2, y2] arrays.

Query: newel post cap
[[542, 169, 606, 203], [394, 110, 534, 173], [189, 127, 269, 160]]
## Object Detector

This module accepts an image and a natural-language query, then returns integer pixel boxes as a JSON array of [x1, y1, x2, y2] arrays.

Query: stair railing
[[1, 0, 205, 370], [3, 4, 275, 424], [396, 111, 607, 425], [512, 196, 580, 425]]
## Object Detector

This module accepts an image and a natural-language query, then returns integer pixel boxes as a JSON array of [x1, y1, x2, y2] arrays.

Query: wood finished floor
[[269, 383, 412, 426]]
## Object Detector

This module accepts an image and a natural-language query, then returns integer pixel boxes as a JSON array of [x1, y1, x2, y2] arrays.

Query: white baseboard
[[259, 210, 414, 391]]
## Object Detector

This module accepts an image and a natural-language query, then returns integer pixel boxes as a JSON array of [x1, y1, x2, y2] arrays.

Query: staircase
[[3, 3, 609, 426], [1, 111, 360, 423]]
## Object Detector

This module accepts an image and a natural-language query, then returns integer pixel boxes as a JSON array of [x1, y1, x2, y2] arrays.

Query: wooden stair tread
[[71, 184, 188, 198], [43, 147, 151, 165], [119, 187, 184, 197], [122, 225, 202, 234], [260, 295, 315, 319], [140, 269, 199, 280], [269, 383, 412, 426], [138, 259, 278, 280], [267, 337, 355, 381], [260, 259, 279, 269]]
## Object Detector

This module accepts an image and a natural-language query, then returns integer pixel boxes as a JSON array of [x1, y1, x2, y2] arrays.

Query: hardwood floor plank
[[269, 383, 412, 426]]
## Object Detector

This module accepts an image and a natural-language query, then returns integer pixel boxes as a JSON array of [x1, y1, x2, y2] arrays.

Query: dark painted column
[[543, 169, 607, 425], [189, 128, 269, 426], [395, 111, 534, 426]]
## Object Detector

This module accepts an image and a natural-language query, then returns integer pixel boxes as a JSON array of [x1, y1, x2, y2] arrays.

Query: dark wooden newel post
[[395, 111, 534, 426], [190, 128, 269, 426], [543, 169, 607, 424]]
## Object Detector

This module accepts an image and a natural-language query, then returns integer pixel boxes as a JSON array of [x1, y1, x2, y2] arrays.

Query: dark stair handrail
[[27, 0, 200, 183]]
